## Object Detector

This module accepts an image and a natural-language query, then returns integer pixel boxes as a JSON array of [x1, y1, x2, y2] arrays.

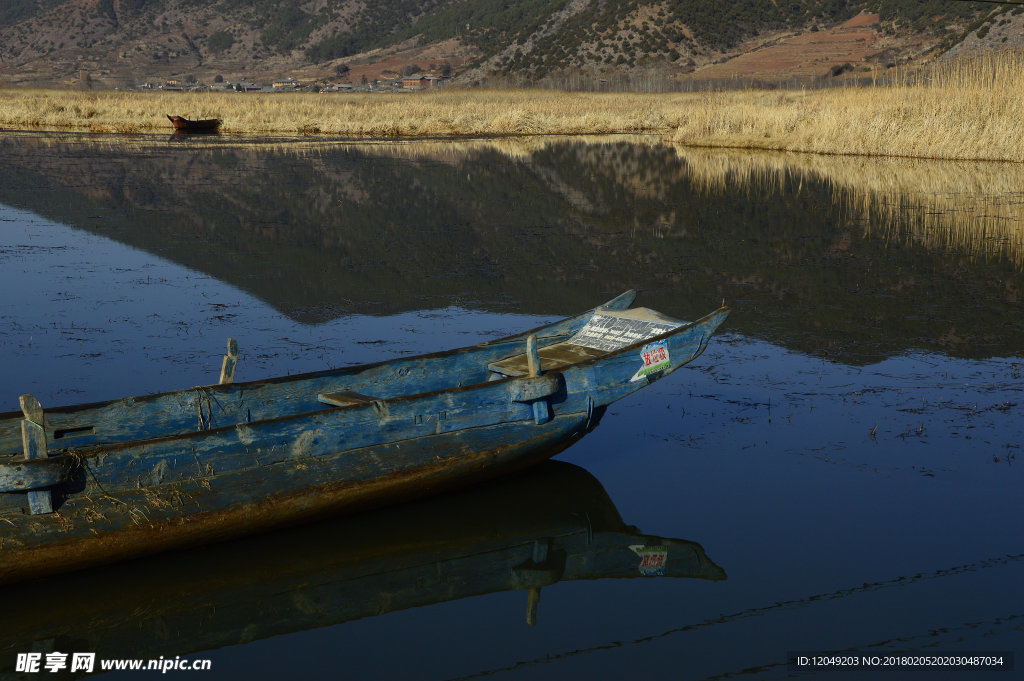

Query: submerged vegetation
[[0, 50, 1022, 163]]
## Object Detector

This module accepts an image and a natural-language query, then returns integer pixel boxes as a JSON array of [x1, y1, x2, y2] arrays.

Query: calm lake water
[[0, 132, 1021, 680]]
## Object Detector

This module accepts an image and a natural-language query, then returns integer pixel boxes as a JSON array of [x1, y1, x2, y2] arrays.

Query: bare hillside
[[0, 0, 1008, 89]]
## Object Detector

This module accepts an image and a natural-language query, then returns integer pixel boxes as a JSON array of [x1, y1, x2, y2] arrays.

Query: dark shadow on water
[[0, 460, 723, 671], [0, 133, 1021, 364]]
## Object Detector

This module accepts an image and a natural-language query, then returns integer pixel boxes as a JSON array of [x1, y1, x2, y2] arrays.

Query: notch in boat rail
[[53, 425, 95, 440], [219, 337, 239, 384]]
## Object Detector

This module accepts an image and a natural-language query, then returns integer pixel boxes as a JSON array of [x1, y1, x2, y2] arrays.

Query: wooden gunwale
[[0, 293, 639, 451], [54, 375, 562, 459], [0, 331, 570, 421], [0, 309, 724, 503], [0, 290, 638, 421], [1, 304, 726, 462]]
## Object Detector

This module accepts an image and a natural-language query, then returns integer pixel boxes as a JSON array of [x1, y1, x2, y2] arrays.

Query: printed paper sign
[[568, 314, 678, 352], [629, 544, 669, 576], [629, 341, 671, 382]]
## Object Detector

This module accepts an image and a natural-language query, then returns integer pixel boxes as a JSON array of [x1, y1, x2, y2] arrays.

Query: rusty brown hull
[[167, 114, 221, 132]]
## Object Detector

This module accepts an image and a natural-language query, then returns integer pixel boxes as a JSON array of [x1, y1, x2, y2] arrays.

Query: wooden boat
[[0, 461, 725, 664], [166, 114, 222, 132], [0, 290, 728, 584]]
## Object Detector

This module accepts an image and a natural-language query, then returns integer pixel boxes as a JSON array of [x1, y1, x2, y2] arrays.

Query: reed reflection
[[0, 132, 1020, 363], [671, 145, 1024, 269]]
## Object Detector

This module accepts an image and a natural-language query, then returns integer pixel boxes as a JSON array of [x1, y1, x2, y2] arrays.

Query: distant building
[[272, 77, 300, 90], [402, 75, 445, 90]]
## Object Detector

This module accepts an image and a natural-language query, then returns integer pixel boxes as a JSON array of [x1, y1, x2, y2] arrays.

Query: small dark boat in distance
[[167, 114, 222, 132]]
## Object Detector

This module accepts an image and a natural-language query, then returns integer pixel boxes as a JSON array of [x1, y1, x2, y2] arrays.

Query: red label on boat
[[630, 342, 670, 382], [629, 545, 669, 576]]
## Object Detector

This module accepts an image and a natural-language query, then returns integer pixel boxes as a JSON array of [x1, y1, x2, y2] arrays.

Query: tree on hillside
[[208, 31, 234, 54]]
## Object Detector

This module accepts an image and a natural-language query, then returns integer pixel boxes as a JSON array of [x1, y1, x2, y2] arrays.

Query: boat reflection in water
[[0, 460, 724, 667]]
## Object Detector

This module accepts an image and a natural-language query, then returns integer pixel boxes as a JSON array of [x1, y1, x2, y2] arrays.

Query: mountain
[[0, 0, 1013, 88]]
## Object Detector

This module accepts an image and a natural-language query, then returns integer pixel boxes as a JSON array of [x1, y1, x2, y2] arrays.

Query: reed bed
[[671, 146, 1024, 268], [0, 88, 676, 137], [671, 50, 1024, 163], [0, 49, 1021, 162]]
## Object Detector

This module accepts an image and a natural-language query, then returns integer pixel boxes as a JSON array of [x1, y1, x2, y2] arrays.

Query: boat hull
[[0, 413, 602, 584], [167, 114, 221, 132], [0, 293, 729, 583]]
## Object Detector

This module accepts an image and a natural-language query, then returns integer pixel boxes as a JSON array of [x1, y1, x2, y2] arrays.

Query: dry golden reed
[[1, 49, 1022, 163], [671, 50, 1024, 163], [0, 89, 676, 137]]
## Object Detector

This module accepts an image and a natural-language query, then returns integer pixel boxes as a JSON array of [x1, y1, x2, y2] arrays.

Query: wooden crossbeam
[[19, 394, 53, 515]]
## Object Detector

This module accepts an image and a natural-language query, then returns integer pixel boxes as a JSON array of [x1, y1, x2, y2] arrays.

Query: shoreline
[[2, 53, 1022, 164], [0, 89, 683, 137]]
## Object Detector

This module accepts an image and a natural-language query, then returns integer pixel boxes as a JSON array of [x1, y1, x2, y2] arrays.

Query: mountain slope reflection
[[1, 132, 1021, 363], [0, 461, 723, 667]]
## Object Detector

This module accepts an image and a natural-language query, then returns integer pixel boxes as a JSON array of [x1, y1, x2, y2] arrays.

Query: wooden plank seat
[[488, 307, 683, 378], [317, 391, 379, 407], [488, 342, 606, 378]]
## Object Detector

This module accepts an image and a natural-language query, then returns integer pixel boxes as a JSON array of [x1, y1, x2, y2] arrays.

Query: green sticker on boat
[[630, 341, 670, 382]]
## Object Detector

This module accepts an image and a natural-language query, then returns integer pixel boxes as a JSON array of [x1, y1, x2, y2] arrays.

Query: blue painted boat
[[0, 290, 728, 584]]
